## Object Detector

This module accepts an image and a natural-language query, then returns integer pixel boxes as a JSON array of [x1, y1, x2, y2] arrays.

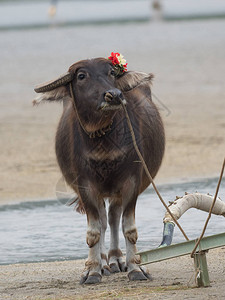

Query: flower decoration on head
[[108, 52, 128, 76]]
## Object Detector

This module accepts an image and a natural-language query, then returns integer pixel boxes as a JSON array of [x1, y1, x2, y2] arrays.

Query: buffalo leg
[[122, 191, 152, 281], [79, 189, 102, 284], [98, 201, 111, 276], [108, 198, 126, 273]]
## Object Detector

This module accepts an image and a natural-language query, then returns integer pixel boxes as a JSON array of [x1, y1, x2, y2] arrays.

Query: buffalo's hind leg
[[108, 197, 126, 273], [98, 201, 111, 276]]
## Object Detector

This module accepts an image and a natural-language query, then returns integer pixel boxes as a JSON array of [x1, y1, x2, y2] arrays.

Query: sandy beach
[[0, 17, 225, 299]]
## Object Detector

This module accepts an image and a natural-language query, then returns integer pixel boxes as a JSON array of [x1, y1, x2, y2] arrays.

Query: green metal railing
[[138, 232, 225, 287]]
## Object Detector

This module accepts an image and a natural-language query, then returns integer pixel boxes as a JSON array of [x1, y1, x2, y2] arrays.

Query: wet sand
[[0, 19, 225, 299]]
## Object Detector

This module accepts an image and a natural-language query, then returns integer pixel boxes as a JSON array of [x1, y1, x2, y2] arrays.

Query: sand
[[0, 18, 225, 299], [1, 248, 225, 299]]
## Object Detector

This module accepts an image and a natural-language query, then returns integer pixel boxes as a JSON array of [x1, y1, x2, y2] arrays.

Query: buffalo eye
[[110, 69, 116, 77], [77, 73, 86, 80]]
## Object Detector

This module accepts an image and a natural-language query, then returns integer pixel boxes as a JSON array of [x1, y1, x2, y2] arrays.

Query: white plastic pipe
[[159, 193, 225, 247], [163, 193, 225, 224]]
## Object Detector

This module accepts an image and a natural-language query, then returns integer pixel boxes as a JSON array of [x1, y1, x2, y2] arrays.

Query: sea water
[[0, 177, 224, 265]]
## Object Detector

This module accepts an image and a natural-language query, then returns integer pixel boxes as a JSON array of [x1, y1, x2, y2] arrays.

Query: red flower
[[123, 63, 128, 72], [108, 52, 127, 73], [108, 52, 119, 65]]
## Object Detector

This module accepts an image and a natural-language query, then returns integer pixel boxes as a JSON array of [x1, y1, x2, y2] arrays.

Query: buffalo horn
[[34, 72, 73, 93]]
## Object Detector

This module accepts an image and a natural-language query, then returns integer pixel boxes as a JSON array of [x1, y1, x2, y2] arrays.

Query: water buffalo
[[34, 57, 165, 284]]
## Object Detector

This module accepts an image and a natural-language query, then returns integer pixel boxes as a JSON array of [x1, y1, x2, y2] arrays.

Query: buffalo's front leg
[[122, 180, 152, 281], [79, 188, 102, 284]]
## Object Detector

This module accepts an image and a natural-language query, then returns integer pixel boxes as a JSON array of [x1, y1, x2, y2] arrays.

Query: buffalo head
[[34, 58, 153, 134]]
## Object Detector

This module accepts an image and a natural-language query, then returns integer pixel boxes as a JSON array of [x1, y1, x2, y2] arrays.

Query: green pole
[[193, 251, 210, 287]]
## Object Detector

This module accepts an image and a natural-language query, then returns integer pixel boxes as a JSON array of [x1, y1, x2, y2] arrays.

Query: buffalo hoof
[[109, 263, 120, 273], [102, 265, 111, 276], [110, 261, 127, 273], [80, 272, 102, 285], [140, 266, 153, 280], [119, 262, 127, 272], [128, 267, 153, 281]]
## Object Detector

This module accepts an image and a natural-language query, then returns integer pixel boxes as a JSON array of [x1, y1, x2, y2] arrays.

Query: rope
[[69, 83, 90, 136], [190, 157, 225, 258], [70, 83, 224, 246], [120, 100, 189, 241]]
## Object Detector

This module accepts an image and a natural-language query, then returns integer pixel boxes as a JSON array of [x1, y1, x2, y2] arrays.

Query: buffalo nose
[[104, 89, 123, 104]]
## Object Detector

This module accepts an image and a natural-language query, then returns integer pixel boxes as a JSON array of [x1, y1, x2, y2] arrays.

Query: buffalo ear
[[115, 71, 154, 92], [33, 72, 72, 105], [33, 85, 71, 105]]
